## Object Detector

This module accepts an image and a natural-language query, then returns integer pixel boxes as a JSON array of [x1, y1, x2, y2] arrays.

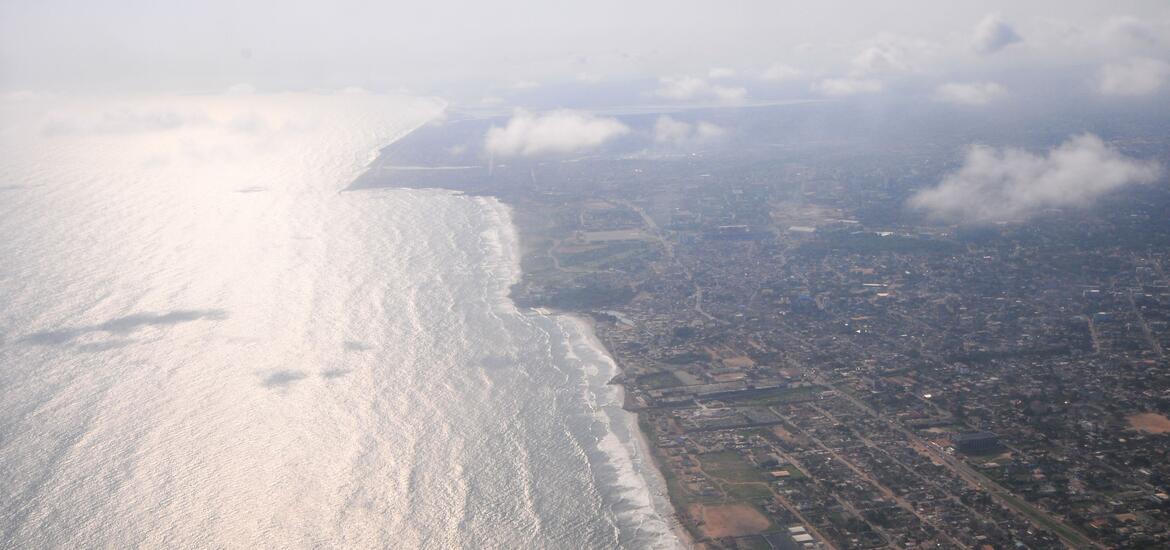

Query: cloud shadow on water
[[21, 309, 228, 346], [343, 340, 372, 351], [75, 339, 138, 353], [263, 370, 307, 388]]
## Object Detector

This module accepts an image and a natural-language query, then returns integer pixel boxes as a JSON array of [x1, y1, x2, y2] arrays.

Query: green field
[[702, 451, 766, 481]]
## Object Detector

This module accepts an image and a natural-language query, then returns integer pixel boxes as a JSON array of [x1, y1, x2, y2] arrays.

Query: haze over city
[[3, 2, 1170, 549]]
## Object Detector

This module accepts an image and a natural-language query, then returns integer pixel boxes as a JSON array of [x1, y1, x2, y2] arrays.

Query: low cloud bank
[[707, 67, 737, 79], [760, 63, 801, 82], [1101, 16, 1165, 49], [851, 37, 920, 75], [933, 82, 1006, 105], [654, 76, 746, 102], [1098, 58, 1170, 96], [484, 109, 629, 157], [909, 133, 1161, 223], [814, 78, 883, 96], [653, 116, 725, 147]]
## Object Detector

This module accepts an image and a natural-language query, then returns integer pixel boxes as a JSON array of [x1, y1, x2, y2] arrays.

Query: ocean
[[0, 92, 681, 549]]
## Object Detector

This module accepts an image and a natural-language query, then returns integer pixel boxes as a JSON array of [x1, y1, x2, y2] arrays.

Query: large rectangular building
[[954, 431, 999, 453]]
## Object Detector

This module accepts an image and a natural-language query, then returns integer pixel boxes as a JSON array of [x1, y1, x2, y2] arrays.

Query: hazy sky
[[2, 0, 1168, 95]]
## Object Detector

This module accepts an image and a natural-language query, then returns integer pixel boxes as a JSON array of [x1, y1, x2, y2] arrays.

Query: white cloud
[[972, 13, 1022, 55], [708, 67, 737, 79], [933, 82, 1007, 105], [654, 76, 746, 102], [484, 109, 629, 157], [813, 78, 883, 96], [511, 80, 540, 90], [653, 116, 691, 144], [653, 116, 726, 147], [849, 34, 937, 77], [909, 133, 1161, 223], [760, 63, 801, 81], [711, 86, 747, 102], [1097, 58, 1170, 96], [694, 122, 726, 141], [852, 44, 911, 75], [655, 76, 706, 99], [1101, 16, 1163, 48]]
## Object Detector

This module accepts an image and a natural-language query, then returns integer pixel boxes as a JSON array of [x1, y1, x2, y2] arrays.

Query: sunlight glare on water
[[0, 92, 680, 549]]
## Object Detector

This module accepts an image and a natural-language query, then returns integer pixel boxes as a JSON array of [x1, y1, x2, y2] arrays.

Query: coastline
[[351, 112, 696, 547], [492, 197, 692, 549], [562, 312, 695, 550]]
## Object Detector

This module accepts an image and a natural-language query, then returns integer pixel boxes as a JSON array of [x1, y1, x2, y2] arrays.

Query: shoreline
[[508, 243, 692, 548], [560, 311, 696, 549], [353, 113, 697, 547]]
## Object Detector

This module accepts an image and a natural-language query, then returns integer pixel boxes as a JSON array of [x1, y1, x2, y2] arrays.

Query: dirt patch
[[722, 356, 755, 368], [771, 425, 798, 444], [1127, 412, 1170, 434], [688, 503, 770, 538]]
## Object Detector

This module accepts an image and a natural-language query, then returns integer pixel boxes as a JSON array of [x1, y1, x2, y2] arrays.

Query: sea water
[[0, 92, 680, 549]]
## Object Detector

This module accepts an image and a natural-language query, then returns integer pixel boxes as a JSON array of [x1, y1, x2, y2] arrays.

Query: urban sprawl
[[355, 103, 1170, 549]]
